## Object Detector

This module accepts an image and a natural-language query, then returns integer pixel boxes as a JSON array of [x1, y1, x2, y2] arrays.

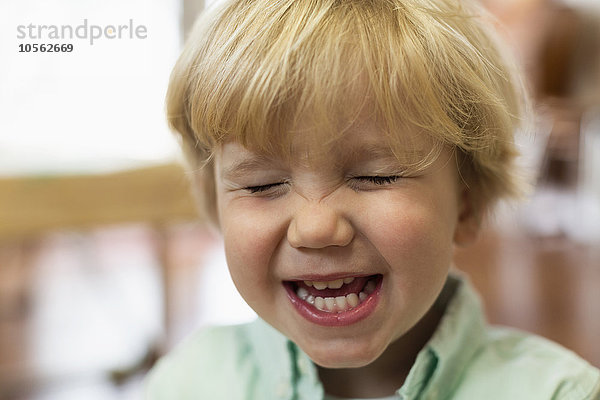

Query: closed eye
[[243, 176, 400, 194], [355, 176, 400, 185], [244, 182, 288, 194], [349, 175, 401, 191]]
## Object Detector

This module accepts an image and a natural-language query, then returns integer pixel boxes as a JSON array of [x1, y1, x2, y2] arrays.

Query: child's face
[[213, 117, 474, 368]]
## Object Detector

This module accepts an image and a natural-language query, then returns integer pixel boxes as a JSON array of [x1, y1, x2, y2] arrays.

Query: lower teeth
[[296, 278, 376, 312]]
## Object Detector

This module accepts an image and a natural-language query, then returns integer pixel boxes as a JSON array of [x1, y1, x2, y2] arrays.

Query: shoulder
[[454, 326, 600, 400], [143, 322, 262, 399]]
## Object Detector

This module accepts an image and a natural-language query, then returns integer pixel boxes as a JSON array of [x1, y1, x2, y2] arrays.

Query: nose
[[287, 201, 354, 249]]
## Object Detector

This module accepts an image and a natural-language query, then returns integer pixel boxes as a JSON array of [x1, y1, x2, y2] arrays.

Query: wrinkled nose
[[287, 202, 354, 249]]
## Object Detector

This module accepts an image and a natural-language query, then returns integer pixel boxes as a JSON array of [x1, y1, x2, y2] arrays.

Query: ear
[[453, 188, 482, 246]]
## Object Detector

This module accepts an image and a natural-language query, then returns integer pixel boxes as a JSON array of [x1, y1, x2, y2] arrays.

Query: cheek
[[220, 201, 284, 300], [366, 198, 456, 276]]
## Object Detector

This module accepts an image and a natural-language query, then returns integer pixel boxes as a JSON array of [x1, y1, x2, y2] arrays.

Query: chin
[[310, 352, 380, 369], [302, 339, 386, 369]]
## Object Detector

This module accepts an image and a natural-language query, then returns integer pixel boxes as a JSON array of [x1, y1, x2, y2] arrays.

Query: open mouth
[[283, 274, 383, 326]]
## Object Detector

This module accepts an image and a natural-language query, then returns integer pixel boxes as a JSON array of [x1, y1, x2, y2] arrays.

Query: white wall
[[0, 0, 181, 176]]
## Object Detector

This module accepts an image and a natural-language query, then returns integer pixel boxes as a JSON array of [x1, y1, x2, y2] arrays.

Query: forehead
[[290, 123, 426, 166], [218, 115, 433, 171]]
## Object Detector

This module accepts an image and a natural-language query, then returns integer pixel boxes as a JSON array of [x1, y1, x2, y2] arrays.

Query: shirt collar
[[399, 272, 487, 399], [247, 318, 298, 399]]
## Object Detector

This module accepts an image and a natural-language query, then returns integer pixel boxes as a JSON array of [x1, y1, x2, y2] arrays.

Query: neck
[[318, 281, 455, 398]]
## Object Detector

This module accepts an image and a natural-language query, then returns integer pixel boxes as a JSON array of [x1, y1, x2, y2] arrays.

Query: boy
[[146, 0, 600, 398]]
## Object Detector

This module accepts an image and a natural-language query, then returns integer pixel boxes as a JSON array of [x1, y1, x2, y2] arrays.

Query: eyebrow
[[220, 143, 427, 179], [348, 144, 396, 159], [344, 143, 422, 163], [220, 155, 283, 180]]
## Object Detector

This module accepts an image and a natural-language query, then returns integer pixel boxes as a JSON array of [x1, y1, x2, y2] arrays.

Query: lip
[[288, 272, 374, 281], [283, 275, 383, 327]]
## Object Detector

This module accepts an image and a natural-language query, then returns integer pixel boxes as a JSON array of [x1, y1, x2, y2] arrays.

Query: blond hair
[[167, 0, 528, 223]]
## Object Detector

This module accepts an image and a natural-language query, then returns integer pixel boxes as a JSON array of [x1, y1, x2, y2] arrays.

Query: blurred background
[[0, 0, 599, 398]]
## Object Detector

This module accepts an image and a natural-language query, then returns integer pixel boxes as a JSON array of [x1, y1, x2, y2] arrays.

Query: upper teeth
[[305, 277, 354, 289], [296, 278, 377, 313]]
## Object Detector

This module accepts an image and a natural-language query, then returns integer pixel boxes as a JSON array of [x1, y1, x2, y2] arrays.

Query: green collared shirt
[[145, 276, 600, 399]]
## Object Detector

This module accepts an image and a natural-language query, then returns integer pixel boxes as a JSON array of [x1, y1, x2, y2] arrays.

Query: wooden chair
[[0, 163, 199, 395]]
